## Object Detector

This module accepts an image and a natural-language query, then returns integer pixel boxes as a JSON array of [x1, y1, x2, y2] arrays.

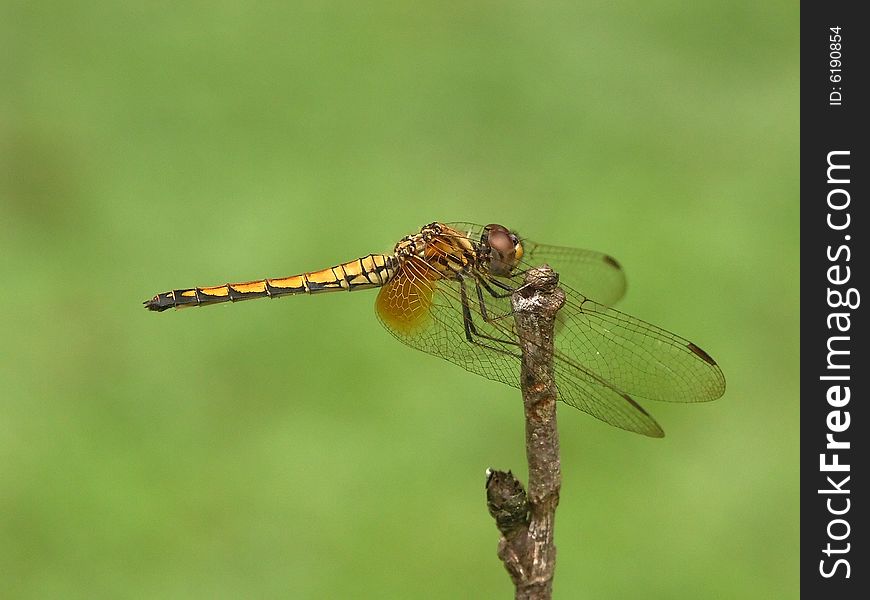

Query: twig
[[486, 265, 565, 600]]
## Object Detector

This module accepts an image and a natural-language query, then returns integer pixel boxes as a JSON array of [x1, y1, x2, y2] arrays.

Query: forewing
[[521, 242, 627, 307], [551, 284, 726, 404]]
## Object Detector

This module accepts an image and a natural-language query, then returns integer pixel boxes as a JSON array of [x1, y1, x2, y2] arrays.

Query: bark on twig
[[486, 266, 565, 600]]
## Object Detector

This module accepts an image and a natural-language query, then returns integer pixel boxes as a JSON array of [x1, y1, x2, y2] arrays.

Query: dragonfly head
[[480, 224, 524, 277]]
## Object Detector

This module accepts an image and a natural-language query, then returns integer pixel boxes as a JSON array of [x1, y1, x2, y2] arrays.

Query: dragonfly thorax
[[392, 223, 480, 280]]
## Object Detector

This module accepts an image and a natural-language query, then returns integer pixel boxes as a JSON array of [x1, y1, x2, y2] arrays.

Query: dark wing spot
[[687, 342, 717, 366], [603, 254, 622, 270], [619, 391, 665, 438]]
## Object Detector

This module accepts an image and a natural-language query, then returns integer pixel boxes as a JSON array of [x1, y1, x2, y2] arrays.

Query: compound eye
[[488, 228, 514, 258], [483, 224, 519, 276]]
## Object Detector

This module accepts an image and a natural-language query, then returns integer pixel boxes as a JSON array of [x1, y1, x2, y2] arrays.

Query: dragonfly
[[145, 222, 725, 436]]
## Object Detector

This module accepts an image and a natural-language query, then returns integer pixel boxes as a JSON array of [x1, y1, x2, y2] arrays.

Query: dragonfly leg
[[473, 278, 514, 326], [399, 254, 520, 353], [479, 274, 536, 300], [479, 276, 515, 297], [458, 276, 521, 357], [475, 279, 493, 321]]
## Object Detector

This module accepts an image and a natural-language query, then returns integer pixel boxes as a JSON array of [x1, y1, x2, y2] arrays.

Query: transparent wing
[[378, 226, 725, 436], [548, 285, 726, 405], [443, 222, 626, 306], [521, 243, 626, 306], [377, 268, 518, 391], [375, 256, 666, 437]]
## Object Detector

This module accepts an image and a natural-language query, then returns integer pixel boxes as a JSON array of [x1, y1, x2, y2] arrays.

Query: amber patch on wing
[[376, 261, 436, 336]]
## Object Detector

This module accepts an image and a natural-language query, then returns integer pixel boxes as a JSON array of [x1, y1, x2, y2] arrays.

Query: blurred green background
[[1, 1, 798, 598]]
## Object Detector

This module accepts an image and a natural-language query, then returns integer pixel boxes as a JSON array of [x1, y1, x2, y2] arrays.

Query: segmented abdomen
[[144, 254, 398, 311]]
